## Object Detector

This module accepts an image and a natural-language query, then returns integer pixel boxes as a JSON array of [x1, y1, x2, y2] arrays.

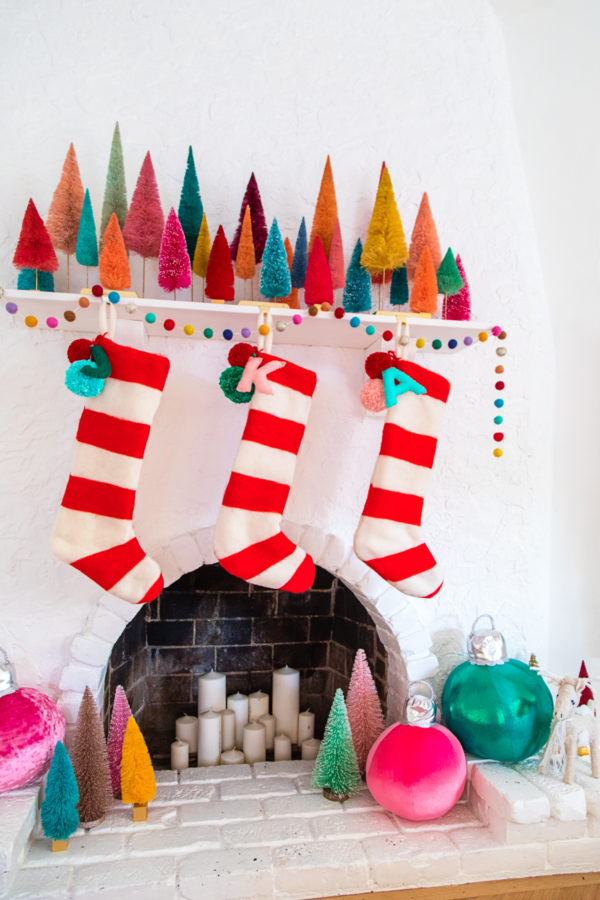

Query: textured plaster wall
[[0, 0, 554, 704]]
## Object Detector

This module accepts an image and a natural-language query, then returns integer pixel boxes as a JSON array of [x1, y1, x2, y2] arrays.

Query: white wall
[[491, 0, 600, 674], [0, 0, 555, 703]]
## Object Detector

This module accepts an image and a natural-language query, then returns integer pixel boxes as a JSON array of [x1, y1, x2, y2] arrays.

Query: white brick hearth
[[2, 757, 599, 899]]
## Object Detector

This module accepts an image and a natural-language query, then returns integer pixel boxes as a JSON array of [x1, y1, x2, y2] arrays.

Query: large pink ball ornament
[[0, 649, 65, 793], [366, 682, 466, 821]]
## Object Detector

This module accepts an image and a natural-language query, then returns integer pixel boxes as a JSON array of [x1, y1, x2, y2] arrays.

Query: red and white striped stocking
[[214, 350, 316, 592], [354, 359, 450, 598], [52, 336, 170, 604]]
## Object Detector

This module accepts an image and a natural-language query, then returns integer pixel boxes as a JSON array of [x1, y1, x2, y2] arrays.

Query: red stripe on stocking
[[396, 360, 450, 404], [138, 574, 164, 604], [222, 473, 290, 514], [362, 486, 423, 526], [219, 531, 298, 581], [97, 336, 170, 390], [380, 424, 437, 468], [364, 543, 437, 584], [242, 410, 305, 454], [61, 476, 136, 519], [280, 554, 315, 592], [77, 409, 151, 458], [72, 537, 145, 589], [258, 352, 317, 397]]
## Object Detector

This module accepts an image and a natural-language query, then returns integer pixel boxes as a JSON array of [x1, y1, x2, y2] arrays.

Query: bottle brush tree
[[304, 236, 333, 307], [70, 686, 113, 827], [437, 247, 464, 317], [346, 649, 385, 773], [445, 253, 471, 321], [260, 218, 291, 300], [230, 172, 268, 263], [158, 207, 191, 300], [328, 218, 345, 299], [192, 213, 211, 301], [121, 716, 156, 820], [99, 213, 131, 291], [342, 238, 371, 313], [41, 741, 80, 850], [206, 225, 235, 302], [46, 143, 85, 291], [409, 245, 438, 315], [283, 236, 299, 308], [123, 151, 165, 297], [361, 166, 407, 309], [309, 155, 338, 259], [407, 192, 442, 282], [235, 205, 256, 300], [313, 688, 361, 801], [101, 122, 128, 236], [390, 266, 409, 306], [178, 146, 204, 300], [290, 216, 308, 289], [76, 189, 99, 287], [107, 686, 133, 798], [13, 199, 59, 289], [17, 269, 54, 291]]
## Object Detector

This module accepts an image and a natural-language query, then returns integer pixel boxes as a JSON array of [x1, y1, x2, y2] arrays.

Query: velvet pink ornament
[[107, 685, 133, 798], [366, 722, 466, 821], [158, 207, 192, 295], [360, 379, 386, 412], [0, 687, 65, 793]]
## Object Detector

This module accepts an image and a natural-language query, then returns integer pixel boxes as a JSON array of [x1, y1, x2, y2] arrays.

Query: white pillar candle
[[298, 710, 315, 744], [227, 692, 249, 747], [175, 714, 198, 754], [272, 665, 300, 743], [198, 669, 227, 714], [274, 732, 292, 761], [221, 708, 236, 752], [259, 713, 275, 750], [243, 722, 267, 764], [197, 710, 221, 766], [301, 738, 321, 761], [170, 739, 189, 771], [221, 749, 245, 765], [248, 690, 269, 722]]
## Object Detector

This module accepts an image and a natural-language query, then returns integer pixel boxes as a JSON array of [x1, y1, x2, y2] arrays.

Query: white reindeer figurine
[[539, 674, 598, 785]]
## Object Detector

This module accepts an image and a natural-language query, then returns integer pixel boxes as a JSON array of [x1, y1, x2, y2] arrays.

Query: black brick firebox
[[104, 564, 387, 760]]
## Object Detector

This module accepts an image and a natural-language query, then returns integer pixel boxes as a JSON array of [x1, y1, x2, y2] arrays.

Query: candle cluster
[[170, 665, 321, 771]]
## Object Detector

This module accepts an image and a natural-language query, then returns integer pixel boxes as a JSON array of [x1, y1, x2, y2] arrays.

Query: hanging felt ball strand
[[442, 615, 554, 762]]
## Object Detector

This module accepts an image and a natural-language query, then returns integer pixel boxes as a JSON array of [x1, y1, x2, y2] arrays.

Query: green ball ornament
[[441, 616, 554, 762]]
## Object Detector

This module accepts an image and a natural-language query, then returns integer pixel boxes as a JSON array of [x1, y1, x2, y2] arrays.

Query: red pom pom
[[334, 307, 345, 319], [91, 284, 104, 298], [228, 343, 257, 367], [382, 330, 394, 342], [67, 338, 93, 363], [365, 351, 397, 380]]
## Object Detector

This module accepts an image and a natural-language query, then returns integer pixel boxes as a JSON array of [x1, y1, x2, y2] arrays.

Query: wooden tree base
[[132, 803, 148, 821], [323, 788, 349, 802], [51, 839, 68, 852]]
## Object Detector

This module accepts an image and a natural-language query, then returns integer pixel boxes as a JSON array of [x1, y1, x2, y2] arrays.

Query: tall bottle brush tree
[[260, 218, 291, 300], [123, 151, 165, 297], [99, 213, 131, 291], [101, 122, 128, 237], [304, 236, 333, 307], [290, 217, 308, 290], [361, 166, 407, 309], [371, 163, 391, 286], [193, 213, 211, 300], [46, 143, 85, 291], [13, 199, 59, 289], [235, 205, 256, 300], [313, 688, 361, 801], [230, 172, 268, 263], [70, 686, 113, 826], [206, 225, 235, 302], [346, 649, 385, 773], [76, 189, 99, 287], [158, 207, 191, 300], [178, 146, 204, 300], [409, 245, 438, 314], [309, 155, 338, 258], [107, 686, 133, 798], [121, 716, 156, 820], [445, 253, 471, 320], [41, 741, 80, 850], [342, 238, 371, 313], [407, 192, 442, 282]]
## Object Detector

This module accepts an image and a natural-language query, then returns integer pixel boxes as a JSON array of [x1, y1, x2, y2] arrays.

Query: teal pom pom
[[219, 366, 254, 403], [65, 360, 106, 397]]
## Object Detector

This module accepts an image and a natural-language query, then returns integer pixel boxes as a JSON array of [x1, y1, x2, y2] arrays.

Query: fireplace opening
[[103, 564, 388, 762]]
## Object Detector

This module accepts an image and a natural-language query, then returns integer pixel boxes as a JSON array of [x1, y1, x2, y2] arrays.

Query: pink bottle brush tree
[[107, 686, 133, 798], [123, 151, 165, 297], [158, 207, 191, 299], [346, 648, 385, 773], [444, 253, 471, 320]]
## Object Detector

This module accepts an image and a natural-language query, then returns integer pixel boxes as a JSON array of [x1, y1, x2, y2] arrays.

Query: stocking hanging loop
[[98, 297, 117, 340], [396, 320, 410, 360]]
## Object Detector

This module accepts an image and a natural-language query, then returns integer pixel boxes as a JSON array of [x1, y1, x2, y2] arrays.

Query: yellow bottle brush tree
[[193, 213, 212, 301], [121, 716, 156, 821], [361, 166, 408, 310]]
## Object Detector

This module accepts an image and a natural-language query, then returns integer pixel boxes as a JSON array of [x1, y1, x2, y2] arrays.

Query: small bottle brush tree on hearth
[[46, 143, 85, 291], [107, 686, 133, 798], [158, 208, 191, 300], [260, 218, 291, 301], [76, 189, 99, 288], [70, 686, 113, 827], [13, 199, 59, 289], [123, 151, 165, 297], [346, 649, 385, 774], [313, 688, 361, 801], [41, 741, 79, 852], [121, 716, 156, 821], [193, 213, 212, 301], [99, 213, 131, 291], [100, 122, 128, 236]]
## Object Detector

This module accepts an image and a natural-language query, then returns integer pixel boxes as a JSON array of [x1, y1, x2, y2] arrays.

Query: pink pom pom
[[360, 379, 386, 412]]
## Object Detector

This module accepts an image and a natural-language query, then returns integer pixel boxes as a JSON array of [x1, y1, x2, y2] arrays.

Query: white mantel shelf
[[2, 289, 502, 353]]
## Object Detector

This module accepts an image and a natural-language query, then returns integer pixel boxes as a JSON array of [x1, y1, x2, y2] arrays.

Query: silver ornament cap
[[467, 614, 508, 666], [0, 647, 17, 698], [405, 680, 436, 727]]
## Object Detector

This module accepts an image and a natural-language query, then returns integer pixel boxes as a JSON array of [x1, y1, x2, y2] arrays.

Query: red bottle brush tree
[[99, 213, 131, 291], [445, 253, 471, 320], [309, 155, 338, 259], [346, 649, 385, 773], [123, 151, 165, 297], [407, 192, 442, 282], [230, 173, 268, 263], [13, 199, 59, 287], [206, 225, 235, 302], [158, 207, 191, 299], [70, 686, 113, 827], [46, 143, 85, 291], [328, 218, 345, 297], [304, 236, 333, 307], [409, 245, 438, 314]]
